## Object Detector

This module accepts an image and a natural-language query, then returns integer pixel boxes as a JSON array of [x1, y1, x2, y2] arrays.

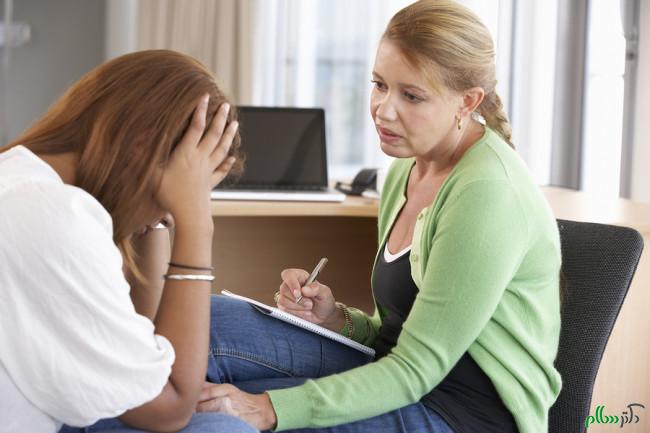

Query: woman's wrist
[[322, 304, 346, 332], [260, 392, 278, 431], [173, 215, 214, 236], [335, 302, 354, 338]]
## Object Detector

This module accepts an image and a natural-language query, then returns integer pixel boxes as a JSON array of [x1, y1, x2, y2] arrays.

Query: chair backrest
[[548, 219, 644, 433]]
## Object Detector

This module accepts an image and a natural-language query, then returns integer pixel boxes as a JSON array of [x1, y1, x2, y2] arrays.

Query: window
[[248, 0, 510, 179], [581, 0, 627, 197]]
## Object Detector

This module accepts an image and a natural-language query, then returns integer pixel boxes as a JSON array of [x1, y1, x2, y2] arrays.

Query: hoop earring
[[456, 115, 462, 130]]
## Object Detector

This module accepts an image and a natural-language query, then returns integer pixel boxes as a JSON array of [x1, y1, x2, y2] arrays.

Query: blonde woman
[[0, 50, 257, 433], [198, 1, 562, 432]]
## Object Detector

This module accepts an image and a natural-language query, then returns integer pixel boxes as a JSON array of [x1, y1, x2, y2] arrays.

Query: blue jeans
[[206, 295, 454, 433], [61, 296, 454, 433], [59, 413, 258, 433]]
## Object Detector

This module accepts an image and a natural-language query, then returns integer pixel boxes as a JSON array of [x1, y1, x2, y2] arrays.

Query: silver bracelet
[[163, 274, 215, 282]]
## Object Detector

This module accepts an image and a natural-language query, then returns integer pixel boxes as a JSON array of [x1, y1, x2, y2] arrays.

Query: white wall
[[630, 0, 650, 202], [4, 0, 105, 143]]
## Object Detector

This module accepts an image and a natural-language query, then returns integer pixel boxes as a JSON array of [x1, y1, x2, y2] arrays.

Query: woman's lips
[[377, 126, 401, 144]]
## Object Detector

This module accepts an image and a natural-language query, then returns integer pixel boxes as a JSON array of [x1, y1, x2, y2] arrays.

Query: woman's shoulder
[[453, 129, 522, 180], [441, 129, 558, 244], [0, 145, 61, 184], [446, 128, 540, 200], [1, 178, 119, 284], [1, 166, 113, 240]]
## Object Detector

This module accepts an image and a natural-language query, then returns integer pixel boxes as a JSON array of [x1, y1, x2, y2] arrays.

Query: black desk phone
[[335, 168, 377, 195]]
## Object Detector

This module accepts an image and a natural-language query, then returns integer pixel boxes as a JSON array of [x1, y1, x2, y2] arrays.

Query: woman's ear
[[460, 87, 485, 117]]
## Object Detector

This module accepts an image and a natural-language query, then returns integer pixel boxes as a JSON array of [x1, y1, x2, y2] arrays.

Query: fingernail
[[232, 121, 239, 130], [223, 103, 230, 115], [202, 95, 210, 107], [293, 290, 300, 298]]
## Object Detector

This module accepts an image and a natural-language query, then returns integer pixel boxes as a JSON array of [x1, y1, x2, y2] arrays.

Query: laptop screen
[[219, 106, 328, 189]]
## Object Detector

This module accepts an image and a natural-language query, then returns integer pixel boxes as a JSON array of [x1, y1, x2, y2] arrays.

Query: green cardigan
[[268, 127, 562, 433]]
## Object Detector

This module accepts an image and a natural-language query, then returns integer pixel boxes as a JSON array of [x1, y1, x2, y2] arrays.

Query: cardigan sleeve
[[343, 307, 381, 346], [267, 179, 529, 430]]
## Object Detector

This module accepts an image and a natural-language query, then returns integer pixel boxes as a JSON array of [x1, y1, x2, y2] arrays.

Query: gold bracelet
[[336, 302, 354, 338]]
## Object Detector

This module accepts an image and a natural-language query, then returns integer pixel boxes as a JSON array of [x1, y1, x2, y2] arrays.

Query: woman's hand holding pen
[[276, 268, 345, 332]]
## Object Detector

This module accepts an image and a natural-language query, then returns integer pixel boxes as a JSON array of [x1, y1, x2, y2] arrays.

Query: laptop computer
[[211, 106, 345, 202]]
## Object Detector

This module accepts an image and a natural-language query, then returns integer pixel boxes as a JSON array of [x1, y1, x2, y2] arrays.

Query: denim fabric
[[59, 295, 454, 433], [207, 295, 455, 433], [58, 412, 257, 433]]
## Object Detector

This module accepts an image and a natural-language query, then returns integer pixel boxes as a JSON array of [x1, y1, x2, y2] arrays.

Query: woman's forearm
[[128, 228, 171, 321], [120, 217, 215, 431], [155, 219, 214, 403]]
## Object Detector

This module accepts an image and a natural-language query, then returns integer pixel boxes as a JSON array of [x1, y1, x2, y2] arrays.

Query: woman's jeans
[[60, 296, 454, 433]]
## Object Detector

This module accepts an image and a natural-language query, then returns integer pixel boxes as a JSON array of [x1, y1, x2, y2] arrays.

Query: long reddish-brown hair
[[3, 49, 243, 278]]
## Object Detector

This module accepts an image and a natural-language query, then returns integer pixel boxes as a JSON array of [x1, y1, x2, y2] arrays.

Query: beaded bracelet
[[336, 302, 354, 338]]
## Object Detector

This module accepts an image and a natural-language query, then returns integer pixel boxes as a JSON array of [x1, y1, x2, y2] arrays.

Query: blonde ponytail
[[479, 91, 513, 148]]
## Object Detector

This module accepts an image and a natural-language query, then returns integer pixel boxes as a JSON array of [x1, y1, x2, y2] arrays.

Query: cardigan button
[[411, 254, 418, 262], [417, 213, 424, 220]]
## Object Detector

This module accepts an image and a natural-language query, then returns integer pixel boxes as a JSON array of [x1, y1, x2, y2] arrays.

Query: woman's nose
[[374, 95, 398, 121]]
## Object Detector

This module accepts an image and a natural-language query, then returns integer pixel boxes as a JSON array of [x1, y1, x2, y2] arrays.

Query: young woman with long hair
[[0, 50, 256, 433]]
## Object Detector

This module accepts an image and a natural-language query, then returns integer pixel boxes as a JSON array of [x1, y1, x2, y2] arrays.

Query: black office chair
[[548, 219, 644, 433]]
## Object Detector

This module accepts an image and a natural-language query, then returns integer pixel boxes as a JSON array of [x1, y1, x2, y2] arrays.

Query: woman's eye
[[371, 80, 386, 91], [404, 92, 421, 102]]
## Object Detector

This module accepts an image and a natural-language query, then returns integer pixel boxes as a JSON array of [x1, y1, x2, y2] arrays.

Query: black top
[[372, 244, 519, 433]]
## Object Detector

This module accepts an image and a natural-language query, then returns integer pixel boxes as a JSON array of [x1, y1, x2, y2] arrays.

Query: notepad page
[[221, 290, 375, 357]]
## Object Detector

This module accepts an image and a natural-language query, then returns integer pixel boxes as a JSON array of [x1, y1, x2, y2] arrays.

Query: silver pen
[[295, 257, 328, 304]]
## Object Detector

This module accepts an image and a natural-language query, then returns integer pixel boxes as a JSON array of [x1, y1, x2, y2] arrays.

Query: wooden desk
[[211, 187, 650, 433], [210, 195, 379, 311], [210, 195, 379, 218]]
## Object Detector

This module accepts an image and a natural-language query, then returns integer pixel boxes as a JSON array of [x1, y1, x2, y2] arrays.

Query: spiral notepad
[[221, 290, 375, 357]]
